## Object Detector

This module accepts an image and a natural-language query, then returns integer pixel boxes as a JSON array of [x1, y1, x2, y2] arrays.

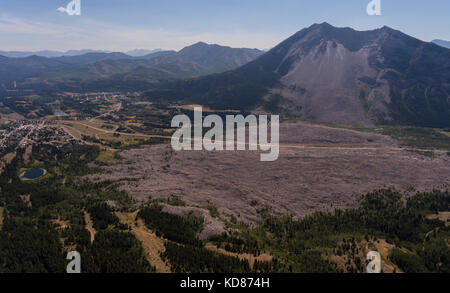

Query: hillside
[[145, 23, 450, 127], [0, 55, 69, 84], [0, 43, 264, 92]]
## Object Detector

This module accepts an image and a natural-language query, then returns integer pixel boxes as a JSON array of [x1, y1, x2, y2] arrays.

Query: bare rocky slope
[[147, 23, 450, 128]]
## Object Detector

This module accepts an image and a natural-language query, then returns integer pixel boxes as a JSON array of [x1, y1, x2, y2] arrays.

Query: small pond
[[21, 168, 45, 180]]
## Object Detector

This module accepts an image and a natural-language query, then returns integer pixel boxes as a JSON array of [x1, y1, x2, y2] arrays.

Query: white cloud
[[57, 7, 66, 13]]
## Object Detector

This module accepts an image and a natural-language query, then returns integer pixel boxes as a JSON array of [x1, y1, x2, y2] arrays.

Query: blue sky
[[0, 0, 449, 51]]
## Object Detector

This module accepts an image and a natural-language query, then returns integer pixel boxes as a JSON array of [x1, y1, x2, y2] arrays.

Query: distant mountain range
[[432, 39, 450, 49], [0, 43, 264, 91], [1, 25, 449, 128], [0, 49, 164, 58], [125, 49, 164, 57], [146, 23, 450, 127]]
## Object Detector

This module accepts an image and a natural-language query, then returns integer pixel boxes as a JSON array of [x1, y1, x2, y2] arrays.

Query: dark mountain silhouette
[[146, 23, 450, 127], [177, 42, 264, 74], [139, 42, 264, 73], [0, 55, 68, 84]]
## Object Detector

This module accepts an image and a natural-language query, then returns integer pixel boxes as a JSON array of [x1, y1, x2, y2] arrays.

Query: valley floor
[[90, 121, 450, 227]]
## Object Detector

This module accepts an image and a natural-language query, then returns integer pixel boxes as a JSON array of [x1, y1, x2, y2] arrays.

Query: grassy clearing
[[62, 119, 159, 150], [365, 239, 400, 273], [321, 122, 450, 150], [427, 211, 450, 226], [439, 130, 450, 138], [380, 126, 450, 150], [71, 122, 108, 137], [205, 242, 272, 268], [202, 204, 219, 218], [116, 212, 171, 273], [317, 121, 378, 133], [84, 211, 96, 243], [96, 149, 116, 163]]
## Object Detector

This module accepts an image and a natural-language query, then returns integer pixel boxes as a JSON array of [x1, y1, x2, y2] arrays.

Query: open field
[[96, 149, 116, 163], [116, 212, 171, 273], [169, 104, 241, 113], [58, 119, 169, 150], [84, 211, 96, 243], [427, 211, 450, 226], [89, 121, 450, 223], [205, 243, 273, 268]]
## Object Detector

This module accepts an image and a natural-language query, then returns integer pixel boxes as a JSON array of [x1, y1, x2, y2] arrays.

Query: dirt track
[[90, 122, 450, 224]]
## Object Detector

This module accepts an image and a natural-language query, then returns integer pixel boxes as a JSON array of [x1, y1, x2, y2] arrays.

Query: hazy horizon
[[0, 23, 448, 55], [0, 0, 449, 52]]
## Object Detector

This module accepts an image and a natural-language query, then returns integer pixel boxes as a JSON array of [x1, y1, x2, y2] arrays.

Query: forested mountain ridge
[[0, 43, 264, 92]]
